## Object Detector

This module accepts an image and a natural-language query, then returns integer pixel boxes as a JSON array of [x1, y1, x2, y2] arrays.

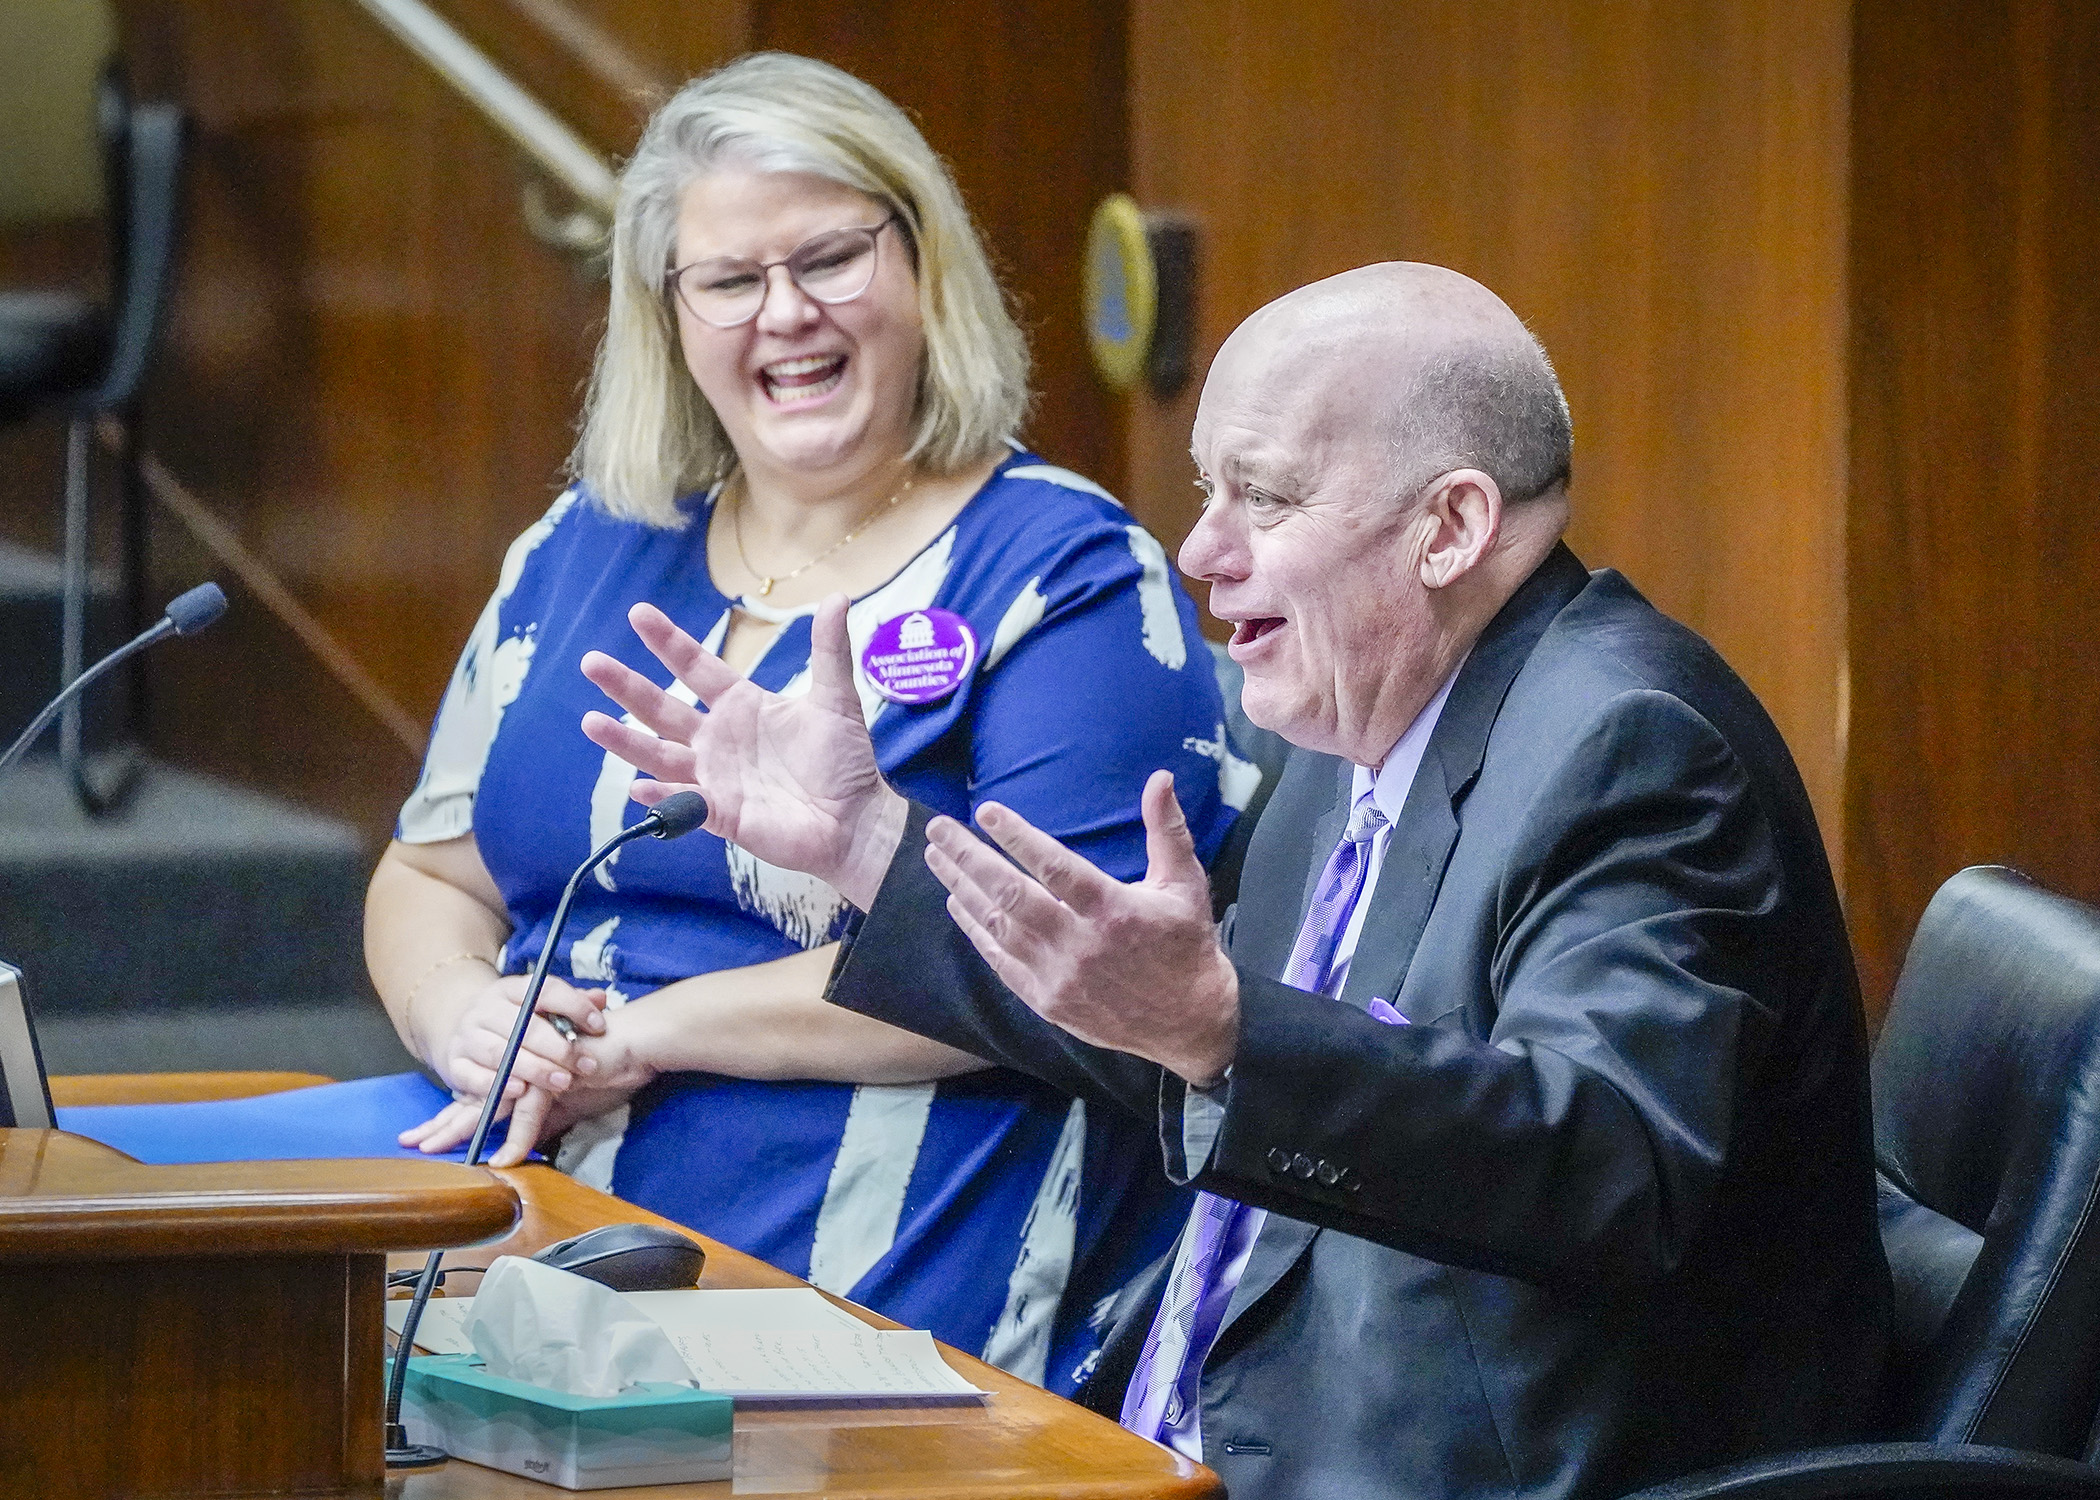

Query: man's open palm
[[923, 770, 1241, 1084]]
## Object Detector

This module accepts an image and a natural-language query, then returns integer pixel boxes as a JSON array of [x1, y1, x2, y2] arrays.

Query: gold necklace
[[730, 472, 916, 597]]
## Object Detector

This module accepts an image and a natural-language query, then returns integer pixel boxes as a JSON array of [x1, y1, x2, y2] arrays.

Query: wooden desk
[[386, 1165, 1217, 1499], [48, 1069, 335, 1105], [0, 1123, 518, 1498], [48, 1074, 1221, 1499]]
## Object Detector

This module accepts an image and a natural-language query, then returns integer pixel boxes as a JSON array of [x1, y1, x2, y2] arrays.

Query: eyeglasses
[[666, 215, 902, 329]]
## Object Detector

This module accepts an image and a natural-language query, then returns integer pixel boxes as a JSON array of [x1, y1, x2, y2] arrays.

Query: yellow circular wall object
[[1084, 193, 1157, 392]]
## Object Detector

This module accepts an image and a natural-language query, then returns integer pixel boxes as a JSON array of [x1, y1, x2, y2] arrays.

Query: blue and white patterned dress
[[397, 449, 1262, 1394]]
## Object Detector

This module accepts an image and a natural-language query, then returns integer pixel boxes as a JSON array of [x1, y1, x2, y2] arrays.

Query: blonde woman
[[364, 53, 1254, 1392]]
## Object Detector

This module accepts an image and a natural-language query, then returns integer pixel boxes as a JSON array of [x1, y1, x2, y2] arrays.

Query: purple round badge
[[861, 608, 978, 706]]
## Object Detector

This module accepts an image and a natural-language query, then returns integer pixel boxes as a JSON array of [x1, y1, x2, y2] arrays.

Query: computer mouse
[[529, 1223, 707, 1292]]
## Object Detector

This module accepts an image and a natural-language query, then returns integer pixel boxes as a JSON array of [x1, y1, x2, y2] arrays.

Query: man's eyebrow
[[1190, 445, 1307, 493], [1231, 460, 1308, 493]]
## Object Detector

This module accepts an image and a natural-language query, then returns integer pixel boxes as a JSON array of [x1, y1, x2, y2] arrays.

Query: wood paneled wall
[[100, 0, 1128, 841], [118, 0, 619, 834], [35, 1, 2097, 1003], [1123, 0, 1852, 884], [746, 0, 1128, 495], [1845, 0, 2100, 1003], [1118, 0, 2100, 1006]]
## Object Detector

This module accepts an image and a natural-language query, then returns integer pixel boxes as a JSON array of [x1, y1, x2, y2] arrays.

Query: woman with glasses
[[364, 52, 1257, 1394]]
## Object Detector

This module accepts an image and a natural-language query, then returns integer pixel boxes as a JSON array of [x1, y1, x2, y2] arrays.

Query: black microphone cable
[[0, 582, 226, 779], [384, 788, 710, 1468]]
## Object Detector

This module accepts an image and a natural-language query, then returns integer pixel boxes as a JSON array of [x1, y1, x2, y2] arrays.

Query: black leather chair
[[1628, 865, 2100, 1499], [0, 65, 186, 812]]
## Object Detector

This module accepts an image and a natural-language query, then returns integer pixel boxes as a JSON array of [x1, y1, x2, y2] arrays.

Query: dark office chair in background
[[1628, 865, 2100, 1499], [0, 63, 187, 813]]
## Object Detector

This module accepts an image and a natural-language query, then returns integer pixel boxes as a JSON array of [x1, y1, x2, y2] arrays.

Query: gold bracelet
[[402, 949, 498, 1018]]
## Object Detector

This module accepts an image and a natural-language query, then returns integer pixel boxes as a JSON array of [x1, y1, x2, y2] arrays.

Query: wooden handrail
[[104, 420, 432, 760], [346, 0, 617, 217], [497, 0, 671, 103]]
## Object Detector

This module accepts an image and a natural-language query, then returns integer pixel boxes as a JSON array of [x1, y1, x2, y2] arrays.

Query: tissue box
[[401, 1354, 734, 1490]]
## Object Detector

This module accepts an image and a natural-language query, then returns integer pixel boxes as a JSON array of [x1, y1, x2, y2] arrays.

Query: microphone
[[644, 789, 710, 839], [384, 789, 709, 1468], [164, 582, 229, 636], [0, 582, 228, 779]]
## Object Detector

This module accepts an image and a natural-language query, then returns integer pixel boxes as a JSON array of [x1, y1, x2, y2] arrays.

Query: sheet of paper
[[623, 1288, 872, 1335], [388, 1297, 475, 1356], [387, 1288, 985, 1402], [389, 1287, 868, 1352], [660, 1328, 981, 1400]]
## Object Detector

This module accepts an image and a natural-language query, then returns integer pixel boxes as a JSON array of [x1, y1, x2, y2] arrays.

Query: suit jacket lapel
[[1338, 752, 1459, 1011], [1210, 544, 1594, 1352], [1217, 1211, 1318, 1344], [1336, 542, 1593, 1014]]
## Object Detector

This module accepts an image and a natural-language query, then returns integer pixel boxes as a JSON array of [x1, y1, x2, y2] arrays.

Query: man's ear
[[1415, 468, 1502, 590]]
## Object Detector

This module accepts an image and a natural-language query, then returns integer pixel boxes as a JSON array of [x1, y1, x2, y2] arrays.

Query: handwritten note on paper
[[667, 1327, 982, 1403], [624, 1288, 870, 1335], [387, 1289, 986, 1403], [388, 1298, 475, 1356]]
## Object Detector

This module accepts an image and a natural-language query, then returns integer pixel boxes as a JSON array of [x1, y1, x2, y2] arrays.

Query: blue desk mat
[[57, 1071, 535, 1164]]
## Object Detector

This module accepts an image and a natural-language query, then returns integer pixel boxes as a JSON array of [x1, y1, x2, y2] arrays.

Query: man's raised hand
[[580, 595, 907, 910], [923, 770, 1240, 1085]]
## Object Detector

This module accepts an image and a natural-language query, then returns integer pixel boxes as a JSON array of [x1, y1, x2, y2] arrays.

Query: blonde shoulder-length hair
[[570, 53, 1031, 528]]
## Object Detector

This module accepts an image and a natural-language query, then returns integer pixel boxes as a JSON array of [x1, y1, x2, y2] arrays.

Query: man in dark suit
[[581, 263, 1890, 1500]]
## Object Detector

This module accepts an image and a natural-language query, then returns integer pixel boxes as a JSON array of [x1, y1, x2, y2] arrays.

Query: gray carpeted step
[[0, 756, 372, 1019], [34, 998, 418, 1080], [0, 539, 126, 754]]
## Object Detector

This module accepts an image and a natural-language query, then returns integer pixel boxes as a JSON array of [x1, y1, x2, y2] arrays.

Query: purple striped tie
[[1121, 789, 1387, 1443]]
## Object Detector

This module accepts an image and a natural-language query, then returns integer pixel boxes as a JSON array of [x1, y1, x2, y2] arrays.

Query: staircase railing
[[348, 0, 618, 255], [117, 1, 641, 766]]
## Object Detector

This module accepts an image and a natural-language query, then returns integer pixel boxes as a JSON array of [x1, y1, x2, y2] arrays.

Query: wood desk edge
[[37, 1075, 1220, 1497], [0, 1128, 520, 1259], [50, 1070, 337, 1106], [434, 1164, 1223, 1500]]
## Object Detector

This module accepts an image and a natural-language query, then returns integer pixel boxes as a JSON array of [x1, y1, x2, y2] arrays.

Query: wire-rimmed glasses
[[667, 215, 902, 329]]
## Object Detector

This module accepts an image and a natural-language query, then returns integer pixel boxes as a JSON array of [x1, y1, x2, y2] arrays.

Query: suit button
[[1338, 1165, 1361, 1192], [1315, 1159, 1339, 1187], [1266, 1147, 1291, 1174], [1291, 1153, 1314, 1179]]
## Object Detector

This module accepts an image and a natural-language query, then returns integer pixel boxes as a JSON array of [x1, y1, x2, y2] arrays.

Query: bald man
[[582, 264, 1890, 1500]]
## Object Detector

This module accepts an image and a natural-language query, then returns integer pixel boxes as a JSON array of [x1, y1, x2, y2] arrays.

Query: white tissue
[[465, 1256, 695, 1399]]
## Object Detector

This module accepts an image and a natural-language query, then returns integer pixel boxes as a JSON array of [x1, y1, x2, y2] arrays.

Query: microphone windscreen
[[647, 790, 710, 839], [164, 582, 228, 636]]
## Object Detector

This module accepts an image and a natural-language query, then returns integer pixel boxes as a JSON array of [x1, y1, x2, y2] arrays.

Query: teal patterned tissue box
[[401, 1354, 734, 1489]]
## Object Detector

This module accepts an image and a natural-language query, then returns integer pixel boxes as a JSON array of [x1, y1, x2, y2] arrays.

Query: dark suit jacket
[[825, 545, 1891, 1500]]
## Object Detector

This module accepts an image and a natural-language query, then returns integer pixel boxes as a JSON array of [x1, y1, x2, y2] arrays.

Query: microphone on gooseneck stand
[[0, 582, 228, 779], [384, 789, 710, 1469]]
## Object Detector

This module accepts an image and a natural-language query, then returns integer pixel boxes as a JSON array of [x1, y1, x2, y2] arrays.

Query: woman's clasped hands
[[396, 966, 658, 1168]]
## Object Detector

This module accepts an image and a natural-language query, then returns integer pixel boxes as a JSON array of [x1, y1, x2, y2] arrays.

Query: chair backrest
[[0, 66, 186, 424], [1871, 865, 2100, 1455], [95, 65, 132, 290], [87, 80, 186, 413]]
